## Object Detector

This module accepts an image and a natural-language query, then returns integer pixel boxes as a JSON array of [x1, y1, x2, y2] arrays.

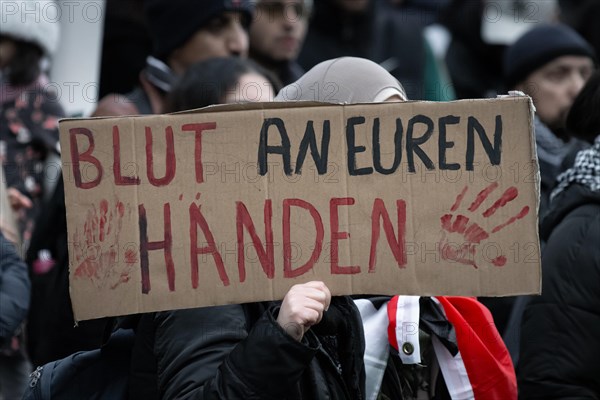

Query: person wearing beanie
[[249, 0, 309, 86], [93, 0, 254, 116], [504, 23, 596, 218], [482, 24, 597, 373], [0, 2, 65, 397]]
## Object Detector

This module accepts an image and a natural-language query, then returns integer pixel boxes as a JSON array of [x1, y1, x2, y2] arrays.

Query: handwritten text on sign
[[59, 99, 541, 320]]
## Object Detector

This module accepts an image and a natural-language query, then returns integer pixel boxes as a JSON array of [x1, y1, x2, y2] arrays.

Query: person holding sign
[[127, 58, 366, 400], [518, 71, 600, 399], [276, 56, 517, 400]]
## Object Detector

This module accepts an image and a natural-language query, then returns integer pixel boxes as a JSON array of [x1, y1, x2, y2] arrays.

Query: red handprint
[[439, 183, 530, 268], [73, 199, 137, 289]]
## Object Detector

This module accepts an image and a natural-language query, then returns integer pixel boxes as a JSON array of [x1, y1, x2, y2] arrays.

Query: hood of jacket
[[541, 183, 600, 241]]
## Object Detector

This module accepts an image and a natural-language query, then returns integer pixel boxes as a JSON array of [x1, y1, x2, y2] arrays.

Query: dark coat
[[518, 184, 600, 399], [0, 231, 30, 345], [129, 297, 366, 400]]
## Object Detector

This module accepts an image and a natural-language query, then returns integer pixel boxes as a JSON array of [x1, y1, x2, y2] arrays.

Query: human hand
[[277, 281, 331, 341], [7, 188, 32, 211]]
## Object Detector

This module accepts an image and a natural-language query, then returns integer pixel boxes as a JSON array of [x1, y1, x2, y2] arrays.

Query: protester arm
[[155, 303, 319, 400]]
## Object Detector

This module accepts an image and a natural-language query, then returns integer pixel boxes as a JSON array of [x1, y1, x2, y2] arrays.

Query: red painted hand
[[439, 183, 529, 268], [73, 199, 135, 288]]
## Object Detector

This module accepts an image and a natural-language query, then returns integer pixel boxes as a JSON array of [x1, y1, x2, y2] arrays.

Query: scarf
[[551, 135, 600, 201]]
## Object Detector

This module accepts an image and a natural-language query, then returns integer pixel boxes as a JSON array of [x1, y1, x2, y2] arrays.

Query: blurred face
[[517, 55, 594, 130], [169, 12, 249, 75], [250, 0, 308, 62], [222, 72, 275, 103]]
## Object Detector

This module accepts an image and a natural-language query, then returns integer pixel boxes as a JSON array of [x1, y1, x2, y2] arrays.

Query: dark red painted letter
[[139, 203, 175, 294], [145, 126, 176, 186], [113, 125, 140, 185], [330, 197, 360, 274], [182, 123, 217, 184], [283, 199, 324, 278], [369, 199, 407, 272], [236, 200, 274, 282], [189, 203, 229, 287], [70, 128, 103, 189]]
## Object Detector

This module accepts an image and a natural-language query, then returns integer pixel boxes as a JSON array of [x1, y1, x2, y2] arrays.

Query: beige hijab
[[275, 57, 407, 103]]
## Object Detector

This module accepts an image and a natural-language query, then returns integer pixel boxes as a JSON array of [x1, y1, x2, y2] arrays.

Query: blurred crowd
[[1, 0, 599, 398]]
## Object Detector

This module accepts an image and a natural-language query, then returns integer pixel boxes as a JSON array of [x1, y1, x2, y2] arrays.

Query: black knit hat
[[145, 0, 254, 61], [504, 24, 596, 89]]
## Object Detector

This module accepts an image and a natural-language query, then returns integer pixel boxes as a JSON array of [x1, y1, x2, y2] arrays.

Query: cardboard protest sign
[[59, 97, 541, 321]]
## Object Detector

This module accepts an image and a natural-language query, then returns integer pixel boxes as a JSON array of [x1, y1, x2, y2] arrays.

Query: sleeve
[[155, 304, 319, 400], [518, 214, 600, 399], [0, 231, 31, 345]]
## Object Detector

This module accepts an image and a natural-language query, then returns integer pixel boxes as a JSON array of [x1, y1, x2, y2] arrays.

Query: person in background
[[249, 0, 309, 86], [560, 0, 600, 60], [504, 24, 596, 217], [480, 24, 597, 351], [165, 57, 279, 112], [518, 70, 600, 399], [0, 0, 64, 249], [441, 0, 559, 100], [298, 0, 454, 101], [276, 57, 517, 399], [0, 1, 63, 394], [93, 0, 254, 116]]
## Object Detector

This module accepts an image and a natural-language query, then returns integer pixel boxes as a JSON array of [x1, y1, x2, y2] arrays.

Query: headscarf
[[275, 57, 407, 103]]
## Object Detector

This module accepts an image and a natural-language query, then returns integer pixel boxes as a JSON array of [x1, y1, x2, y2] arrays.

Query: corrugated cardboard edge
[[526, 96, 543, 295]]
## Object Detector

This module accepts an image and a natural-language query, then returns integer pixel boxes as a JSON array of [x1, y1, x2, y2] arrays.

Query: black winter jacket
[[0, 231, 30, 345], [129, 297, 366, 400], [518, 184, 600, 399]]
